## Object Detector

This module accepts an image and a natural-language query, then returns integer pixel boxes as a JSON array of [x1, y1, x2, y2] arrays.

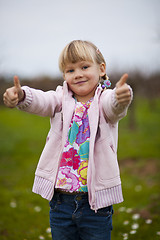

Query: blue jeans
[[49, 191, 113, 240]]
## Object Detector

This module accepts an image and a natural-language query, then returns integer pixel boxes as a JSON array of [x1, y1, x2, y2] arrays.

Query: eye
[[67, 69, 74, 73], [82, 65, 89, 70]]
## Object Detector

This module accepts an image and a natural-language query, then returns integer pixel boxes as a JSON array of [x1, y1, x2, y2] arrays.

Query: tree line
[[0, 72, 160, 106]]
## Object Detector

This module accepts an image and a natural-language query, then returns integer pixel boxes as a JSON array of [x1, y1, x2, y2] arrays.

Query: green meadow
[[0, 97, 160, 240]]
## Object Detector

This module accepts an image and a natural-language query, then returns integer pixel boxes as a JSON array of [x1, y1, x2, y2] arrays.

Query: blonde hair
[[59, 40, 107, 80]]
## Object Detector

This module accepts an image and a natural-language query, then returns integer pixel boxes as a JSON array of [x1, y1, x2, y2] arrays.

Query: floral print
[[78, 161, 88, 185], [76, 120, 90, 145], [60, 148, 80, 170], [55, 98, 93, 192], [56, 167, 80, 191]]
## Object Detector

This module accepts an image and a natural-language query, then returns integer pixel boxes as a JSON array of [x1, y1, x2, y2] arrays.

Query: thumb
[[14, 75, 21, 90], [13, 75, 24, 101], [116, 73, 128, 88]]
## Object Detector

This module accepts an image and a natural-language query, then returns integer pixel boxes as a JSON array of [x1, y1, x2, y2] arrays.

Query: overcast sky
[[0, 0, 160, 78]]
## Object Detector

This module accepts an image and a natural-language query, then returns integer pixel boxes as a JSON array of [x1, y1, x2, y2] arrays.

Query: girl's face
[[63, 61, 106, 102]]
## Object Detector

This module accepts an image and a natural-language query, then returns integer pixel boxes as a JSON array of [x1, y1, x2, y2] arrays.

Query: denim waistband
[[52, 190, 113, 214], [53, 189, 88, 203]]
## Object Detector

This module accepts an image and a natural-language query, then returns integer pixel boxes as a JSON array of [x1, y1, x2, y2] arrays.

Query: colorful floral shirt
[[55, 98, 93, 192]]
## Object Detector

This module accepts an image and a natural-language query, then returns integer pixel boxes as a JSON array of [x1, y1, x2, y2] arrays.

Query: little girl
[[3, 40, 133, 240]]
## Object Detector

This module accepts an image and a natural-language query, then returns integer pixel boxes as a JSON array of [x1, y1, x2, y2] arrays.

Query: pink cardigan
[[18, 81, 133, 210]]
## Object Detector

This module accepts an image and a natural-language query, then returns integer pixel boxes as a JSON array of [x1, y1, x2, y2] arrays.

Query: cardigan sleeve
[[101, 86, 133, 124], [17, 85, 63, 117]]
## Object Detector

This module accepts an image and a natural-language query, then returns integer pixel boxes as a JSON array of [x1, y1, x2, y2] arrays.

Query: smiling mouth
[[76, 80, 87, 84]]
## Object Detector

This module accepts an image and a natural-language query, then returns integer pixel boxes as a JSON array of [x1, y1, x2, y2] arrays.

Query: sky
[[0, 0, 160, 78]]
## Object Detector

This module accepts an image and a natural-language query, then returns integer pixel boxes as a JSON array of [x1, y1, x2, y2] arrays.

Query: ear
[[99, 63, 106, 77]]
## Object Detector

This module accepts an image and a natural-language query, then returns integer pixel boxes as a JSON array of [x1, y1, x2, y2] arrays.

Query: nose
[[74, 68, 83, 79]]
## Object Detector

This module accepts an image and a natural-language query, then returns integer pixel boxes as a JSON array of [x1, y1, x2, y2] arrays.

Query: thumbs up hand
[[115, 73, 131, 105], [3, 76, 24, 108]]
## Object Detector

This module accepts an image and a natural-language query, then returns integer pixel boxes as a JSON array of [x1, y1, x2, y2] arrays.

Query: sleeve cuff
[[17, 86, 33, 110], [112, 85, 133, 110]]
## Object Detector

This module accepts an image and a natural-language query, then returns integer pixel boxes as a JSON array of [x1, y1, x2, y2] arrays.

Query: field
[[0, 97, 160, 240]]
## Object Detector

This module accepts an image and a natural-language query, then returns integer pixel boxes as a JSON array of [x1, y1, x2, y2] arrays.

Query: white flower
[[39, 236, 45, 240], [132, 213, 140, 220], [122, 233, 128, 238], [131, 223, 139, 230], [119, 207, 126, 212], [130, 230, 137, 234], [123, 220, 129, 225], [10, 201, 17, 208], [156, 231, 160, 236], [145, 219, 152, 224], [123, 236, 128, 240], [34, 206, 41, 212], [126, 208, 133, 213], [46, 227, 51, 233]]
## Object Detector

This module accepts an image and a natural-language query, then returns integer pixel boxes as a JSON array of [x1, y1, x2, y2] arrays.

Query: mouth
[[75, 80, 87, 84]]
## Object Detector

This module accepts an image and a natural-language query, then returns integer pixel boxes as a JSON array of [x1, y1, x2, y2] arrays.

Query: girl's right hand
[[3, 76, 25, 108]]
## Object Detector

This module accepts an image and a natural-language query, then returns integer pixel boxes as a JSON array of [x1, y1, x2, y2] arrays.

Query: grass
[[0, 97, 160, 239]]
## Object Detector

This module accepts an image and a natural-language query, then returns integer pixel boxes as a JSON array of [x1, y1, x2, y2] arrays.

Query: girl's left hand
[[115, 73, 131, 105]]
